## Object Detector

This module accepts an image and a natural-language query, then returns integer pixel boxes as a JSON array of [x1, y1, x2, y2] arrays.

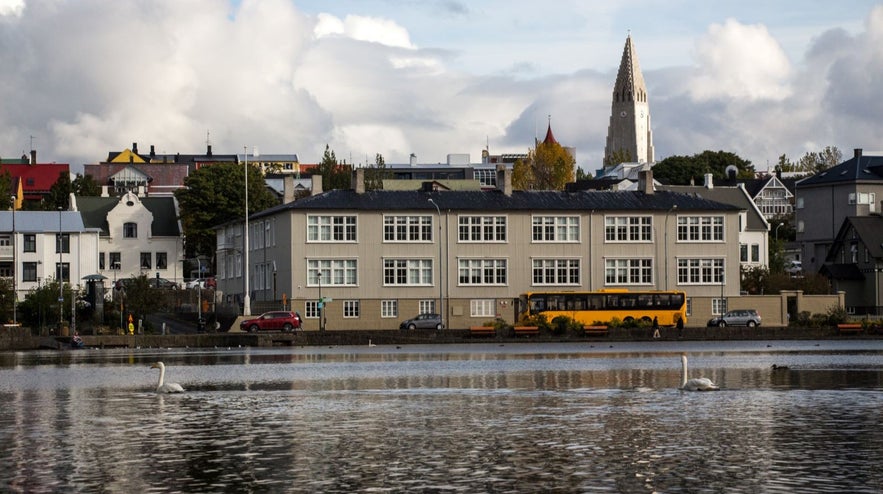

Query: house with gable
[[71, 190, 185, 286], [1, 150, 70, 206], [822, 216, 883, 315]]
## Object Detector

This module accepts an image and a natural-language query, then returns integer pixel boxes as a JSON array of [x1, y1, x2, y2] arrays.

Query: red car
[[240, 311, 302, 333]]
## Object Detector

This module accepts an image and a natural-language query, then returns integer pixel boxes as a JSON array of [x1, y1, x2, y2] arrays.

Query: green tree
[[364, 153, 390, 191], [316, 144, 352, 190], [512, 141, 575, 190], [575, 166, 592, 181], [175, 162, 279, 258], [72, 173, 101, 196], [604, 148, 633, 167], [798, 146, 842, 174], [652, 150, 754, 185], [0, 169, 13, 210], [17, 280, 72, 334], [44, 171, 72, 210]]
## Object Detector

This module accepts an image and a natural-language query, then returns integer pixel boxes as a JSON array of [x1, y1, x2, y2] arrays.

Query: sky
[[1, 0, 882, 175]]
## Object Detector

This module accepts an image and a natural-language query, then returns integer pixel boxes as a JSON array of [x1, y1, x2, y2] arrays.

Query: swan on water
[[680, 354, 719, 391], [150, 361, 185, 393]]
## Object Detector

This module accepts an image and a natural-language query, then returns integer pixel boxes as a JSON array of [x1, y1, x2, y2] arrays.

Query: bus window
[[529, 296, 546, 313], [637, 294, 653, 307], [589, 295, 604, 310]]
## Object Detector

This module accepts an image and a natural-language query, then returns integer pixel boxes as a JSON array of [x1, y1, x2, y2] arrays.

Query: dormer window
[[124, 222, 137, 238]]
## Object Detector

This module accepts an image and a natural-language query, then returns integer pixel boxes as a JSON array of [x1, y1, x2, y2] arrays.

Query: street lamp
[[774, 223, 784, 241], [317, 271, 324, 331], [428, 198, 444, 328], [58, 207, 64, 333], [720, 266, 726, 315], [11, 195, 16, 326], [243, 147, 251, 316], [664, 205, 677, 291]]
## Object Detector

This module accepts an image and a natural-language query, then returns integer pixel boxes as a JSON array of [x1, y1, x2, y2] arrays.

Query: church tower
[[604, 34, 654, 165]]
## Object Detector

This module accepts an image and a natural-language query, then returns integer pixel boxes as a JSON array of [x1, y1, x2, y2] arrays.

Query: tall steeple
[[604, 34, 654, 166]]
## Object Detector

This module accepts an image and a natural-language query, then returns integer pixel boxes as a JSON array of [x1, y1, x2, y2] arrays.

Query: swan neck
[[681, 356, 688, 387], [157, 365, 165, 388]]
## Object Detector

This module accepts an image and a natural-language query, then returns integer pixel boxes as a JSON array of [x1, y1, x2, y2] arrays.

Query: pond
[[1, 340, 882, 493]]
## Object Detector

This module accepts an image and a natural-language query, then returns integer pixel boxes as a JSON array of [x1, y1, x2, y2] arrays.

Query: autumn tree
[[512, 141, 575, 190], [652, 150, 754, 185], [175, 162, 279, 258], [316, 144, 351, 190]]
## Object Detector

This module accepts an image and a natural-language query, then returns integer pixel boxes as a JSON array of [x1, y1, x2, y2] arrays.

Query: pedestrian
[[652, 316, 660, 339]]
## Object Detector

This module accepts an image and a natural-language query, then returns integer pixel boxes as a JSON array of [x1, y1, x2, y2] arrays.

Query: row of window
[[306, 214, 727, 243], [20, 262, 69, 282], [298, 297, 730, 319], [98, 252, 168, 270], [300, 257, 727, 287], [4, 234, 71, 253]]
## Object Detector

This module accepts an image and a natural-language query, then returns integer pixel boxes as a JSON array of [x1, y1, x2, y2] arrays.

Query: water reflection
[[1, 341, 882, 492]]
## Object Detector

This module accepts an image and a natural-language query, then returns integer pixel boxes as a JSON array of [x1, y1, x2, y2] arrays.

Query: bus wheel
[[624, 317, 634, 324], [641, 316, 652, 324]]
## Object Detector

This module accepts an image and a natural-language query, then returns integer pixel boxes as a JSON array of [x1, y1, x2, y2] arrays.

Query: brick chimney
[[30, 149, 36, 164], [638, 169, 654, 194], [704, 173, 714, 189], [132, 142, 138, 154], [354, 168, 365, 194], [496, 164, 512, 196], [854, 148, 863, 161], [283, 175, 296, 204], [311, 174, 323, 196]]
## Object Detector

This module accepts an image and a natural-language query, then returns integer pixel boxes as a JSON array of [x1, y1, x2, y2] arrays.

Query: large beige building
[[216, 169, 745, 330]]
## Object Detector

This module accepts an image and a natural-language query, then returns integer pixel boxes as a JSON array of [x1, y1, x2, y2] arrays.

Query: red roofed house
[[1, 150, 70, 206]]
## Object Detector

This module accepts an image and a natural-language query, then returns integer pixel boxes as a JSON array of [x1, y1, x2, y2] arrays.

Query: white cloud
[[0, 0, 23, 17], [688, 19, 792, 102]]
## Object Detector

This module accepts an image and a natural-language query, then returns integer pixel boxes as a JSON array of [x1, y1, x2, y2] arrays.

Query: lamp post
[[58, 207, 64, 333], [774, 223, 783, 242], [11, 195, 16, 326], [428, 198, 444, 328], [317, 271, 324, 332], [720, 266, 726, 315], [664, 205, 677, 291], [243, 147, 251, 316]]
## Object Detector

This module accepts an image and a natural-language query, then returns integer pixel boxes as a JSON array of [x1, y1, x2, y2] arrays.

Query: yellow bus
[[516, 289, 687, 328]]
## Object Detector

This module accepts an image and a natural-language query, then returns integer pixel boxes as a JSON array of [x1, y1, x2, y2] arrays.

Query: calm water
[[1, 340, 882, 493]]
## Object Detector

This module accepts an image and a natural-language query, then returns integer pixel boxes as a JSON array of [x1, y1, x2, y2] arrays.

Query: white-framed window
[[383, 259, 433, 286], [686, 298, 693, 317], [381, 300, 398, 318], [677, 258, 724, 284], [470, 299, 496, 317], [307, 259, 358, 286], [458, 258, 507, 285], [419, 300, 436, 314], [796, 197, 804, 209], [712, 298, 727, 315], [797, 221, 805, 233], [343, 300, 360, 318], [677, 216, 724, 242], [605, 216, 652, 242], [751, 244, 760, 262], [532, 216, 580, 242], [532, 259, 580, 285], [383, 215, 433, 242], [305, 301, 319, 318], [604, 258, 653, 285], [123, 222, 137, 238], [458, 215, 506, 242], [474, 169, 496, 187], [307, 215, 357, 242], [265, 217, 275, 247]]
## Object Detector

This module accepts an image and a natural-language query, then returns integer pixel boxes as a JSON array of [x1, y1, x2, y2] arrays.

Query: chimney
[[311, 174, 323, 196], [132, 142, 138, 154], [704, 173, 714, 189], [30, 149, 36, 164], [283, 175, 296, 204], [101, 185, 110, 197], [854, 148, 863, 161], [638, 169, 654, 195], [409, 153, 417, 166], [496, 164, 512, 196], [207, 144, 212, 157], [354, 168, 365, 194], [150, 145, 156, 158]]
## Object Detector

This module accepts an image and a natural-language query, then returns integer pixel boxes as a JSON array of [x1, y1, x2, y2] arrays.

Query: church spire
[[604, 34, 654, 167], [543, 115, 558, 145]]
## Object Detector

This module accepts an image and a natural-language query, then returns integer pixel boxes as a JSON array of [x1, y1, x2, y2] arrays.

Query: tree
[[0, 169, 13, 210], [798, 146, 842, 174], [575, 167, 592, 181], [175, 162, 278, 258], [364, 153, 390, 191], [44, 171, 72, 210], [17, 280, 73, 334], [652, 150, 754, 185], [604, 148, 633, 167], [512, 141, 575, 190], [316, 144, 352, 190], [72, 173, 101, 196]]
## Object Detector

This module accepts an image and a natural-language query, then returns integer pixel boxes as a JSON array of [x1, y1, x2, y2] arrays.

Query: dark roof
[[826, 215, 883, 262], [75, 195, 181, 237], [657, 184, 766, 230], [820, 263, 864, 280], [797, 150, 883, 187], [251, 189, 741, 220]]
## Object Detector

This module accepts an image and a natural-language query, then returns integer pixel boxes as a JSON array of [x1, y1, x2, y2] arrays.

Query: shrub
[[517, 313, 551, 331], [826, 306, 848, 326], [549, 315, 583, 335]]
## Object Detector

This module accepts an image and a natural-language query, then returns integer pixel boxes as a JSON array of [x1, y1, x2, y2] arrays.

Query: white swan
[[150, 361, 185, 393], [680, 354, 719, 391]]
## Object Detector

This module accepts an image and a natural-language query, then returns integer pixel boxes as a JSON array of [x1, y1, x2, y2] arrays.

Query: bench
[[513, 326, 540, 337], [469, 326, 496, 337], [583, 325, 609, 337], [837, 323, 863, 335]]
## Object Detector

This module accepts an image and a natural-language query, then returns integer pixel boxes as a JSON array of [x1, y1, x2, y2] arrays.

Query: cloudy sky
[[1, 0, 882, 174]]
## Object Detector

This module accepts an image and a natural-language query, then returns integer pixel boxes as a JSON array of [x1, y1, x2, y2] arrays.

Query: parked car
[[399, 313, 443, 330], [186, 277, 216, 289], [707, 309, 762, 327], [785, 260, 802, 276], [240, 311, 302, 333]]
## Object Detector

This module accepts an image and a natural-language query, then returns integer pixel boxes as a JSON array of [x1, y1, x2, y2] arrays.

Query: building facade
[[217, 170, 745, 330]]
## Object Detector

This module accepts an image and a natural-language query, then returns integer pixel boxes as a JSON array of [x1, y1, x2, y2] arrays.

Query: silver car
[[399, 313, 443, 330], [707, 309, 761, 327]]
